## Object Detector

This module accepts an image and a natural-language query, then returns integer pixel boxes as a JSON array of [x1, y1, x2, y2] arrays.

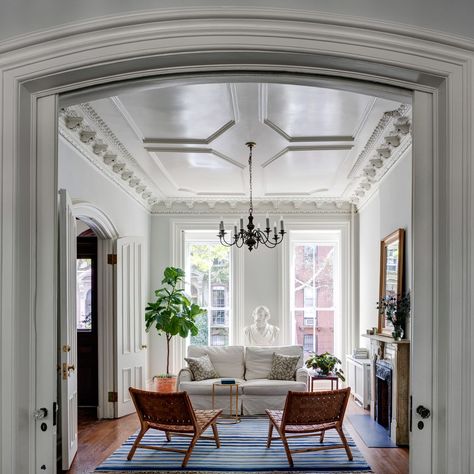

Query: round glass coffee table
[[211, 381, 240, 424]]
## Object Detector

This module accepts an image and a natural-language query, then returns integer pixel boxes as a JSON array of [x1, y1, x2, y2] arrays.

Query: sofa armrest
[[176, 367, 194, 389], [296, 367, 309, 387]]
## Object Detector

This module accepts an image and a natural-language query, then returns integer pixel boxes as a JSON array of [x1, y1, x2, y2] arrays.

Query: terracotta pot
[[154, 376, 177, 393]]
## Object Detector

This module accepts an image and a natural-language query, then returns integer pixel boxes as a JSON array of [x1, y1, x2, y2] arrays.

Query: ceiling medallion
[[218, 142, 285, 251]]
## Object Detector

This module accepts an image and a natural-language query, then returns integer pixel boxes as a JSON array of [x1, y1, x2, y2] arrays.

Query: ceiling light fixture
[[218, 142, 285, 251]]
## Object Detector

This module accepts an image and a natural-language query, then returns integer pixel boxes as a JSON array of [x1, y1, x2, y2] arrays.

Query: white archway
[[72, 201, 118, 420], [73, 201, 119, 241], [0, 10, 471, 473]]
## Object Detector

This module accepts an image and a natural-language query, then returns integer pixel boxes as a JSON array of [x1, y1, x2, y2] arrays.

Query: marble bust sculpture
[[244, 305, 280, 346]]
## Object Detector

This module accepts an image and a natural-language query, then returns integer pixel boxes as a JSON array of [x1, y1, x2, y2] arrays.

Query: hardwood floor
[[345, 400, 409, 474], [66, 403, 408, 473]]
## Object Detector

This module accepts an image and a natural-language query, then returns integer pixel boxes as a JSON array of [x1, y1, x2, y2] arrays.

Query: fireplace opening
[[375, 360, 392, 433]]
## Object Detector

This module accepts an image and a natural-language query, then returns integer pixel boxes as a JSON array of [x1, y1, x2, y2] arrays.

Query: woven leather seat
[[265, 388, 353, 466], [127, 388, 222, 467]]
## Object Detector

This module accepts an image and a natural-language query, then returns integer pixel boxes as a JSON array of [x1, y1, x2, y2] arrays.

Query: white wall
[[358, 149, 412, 347], [58, 137, 151, 239], [1, 1, 474, 44]]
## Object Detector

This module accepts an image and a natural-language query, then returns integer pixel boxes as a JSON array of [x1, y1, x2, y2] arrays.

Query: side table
[[308, 372, 339, 391], [211, 382, 240, 424]]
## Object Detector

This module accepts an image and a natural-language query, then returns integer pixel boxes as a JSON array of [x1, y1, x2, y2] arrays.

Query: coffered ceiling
[[59, 82, 411, 214]]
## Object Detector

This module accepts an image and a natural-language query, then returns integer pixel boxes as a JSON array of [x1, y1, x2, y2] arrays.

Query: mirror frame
[[378, 228, 405, 335]]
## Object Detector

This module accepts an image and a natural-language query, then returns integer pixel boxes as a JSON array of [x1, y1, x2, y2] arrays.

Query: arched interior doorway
[[1, 11, 469, 473], [73, 201, 118, 421]]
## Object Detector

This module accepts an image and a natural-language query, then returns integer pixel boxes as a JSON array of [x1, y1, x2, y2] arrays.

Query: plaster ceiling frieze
[[343, 104, 412, 207], [59, 105, 160, 210], [150, 198, 353, 215]]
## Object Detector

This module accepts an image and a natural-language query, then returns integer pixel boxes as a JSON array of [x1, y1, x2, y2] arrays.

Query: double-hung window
[[290, 232, 340, 358], [185, 236, 232, 346]]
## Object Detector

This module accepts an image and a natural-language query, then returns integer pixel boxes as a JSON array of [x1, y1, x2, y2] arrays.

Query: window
[[185, 240, 232, 347], [77, 258, 92, 330], [212, 287, 225, 307], [212, 310, 226, 326], [303, 334, 315, 352], [291, 237, 338, 358]]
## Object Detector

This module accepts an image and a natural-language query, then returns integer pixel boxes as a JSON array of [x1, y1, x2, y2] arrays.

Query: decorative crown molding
[[59, 104, 160, 211], [151, 198, 353, 215], [344, 104, 412, 207]]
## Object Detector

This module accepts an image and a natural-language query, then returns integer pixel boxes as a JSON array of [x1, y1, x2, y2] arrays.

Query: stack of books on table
[[220, 378, 235, 384], [352, 348, 369, 359]]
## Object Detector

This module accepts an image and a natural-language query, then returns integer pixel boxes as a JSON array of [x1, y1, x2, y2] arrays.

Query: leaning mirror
[[378, 229, 405, 335]]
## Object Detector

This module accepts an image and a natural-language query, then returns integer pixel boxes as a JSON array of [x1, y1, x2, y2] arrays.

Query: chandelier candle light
[[218, 142, 286, 251]]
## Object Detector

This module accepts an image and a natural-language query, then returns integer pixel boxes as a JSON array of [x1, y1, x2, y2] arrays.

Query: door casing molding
[[0, 9, 471, 473]]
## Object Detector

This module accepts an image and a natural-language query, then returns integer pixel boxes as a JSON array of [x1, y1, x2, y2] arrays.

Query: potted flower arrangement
[[305, 352, 345, 382], [376, 292, 411, 340], [145, 266, 206, 392]]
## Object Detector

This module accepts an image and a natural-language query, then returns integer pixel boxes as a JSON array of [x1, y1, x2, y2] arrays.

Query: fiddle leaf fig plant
[[145, 266, 205, 376], [305, 352, 346, 382]]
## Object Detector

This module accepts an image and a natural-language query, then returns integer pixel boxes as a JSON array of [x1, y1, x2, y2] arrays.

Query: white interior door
[[116, 236, 147, 417], [58, 188, 78, 469]]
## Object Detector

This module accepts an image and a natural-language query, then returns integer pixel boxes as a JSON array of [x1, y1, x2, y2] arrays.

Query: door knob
[[141, 345, 148, 349], [416, 405, 431, 419]]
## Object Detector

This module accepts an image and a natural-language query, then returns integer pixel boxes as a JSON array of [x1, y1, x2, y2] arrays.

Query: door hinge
[[107, 254, 117, 265], [409, 395, 412, 432], [108, 391, 118, 402]]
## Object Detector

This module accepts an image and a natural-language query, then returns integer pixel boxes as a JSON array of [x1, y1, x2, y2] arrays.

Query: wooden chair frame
[[127, 387, 222, 467], [265, 388, 353, 467]]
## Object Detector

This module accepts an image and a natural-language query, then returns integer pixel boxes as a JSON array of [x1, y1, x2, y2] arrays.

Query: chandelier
[[218, 142, 285, 251]]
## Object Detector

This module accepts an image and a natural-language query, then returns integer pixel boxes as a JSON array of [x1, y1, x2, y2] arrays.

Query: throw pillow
[[184, 354, 219, 381], [268, 352, 300, 380]]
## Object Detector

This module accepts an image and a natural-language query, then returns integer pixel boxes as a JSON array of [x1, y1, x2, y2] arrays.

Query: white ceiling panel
[[266, 84, 374, 139], [152, 150, 245, 195], [263, 148, 350, 195], [117, 83, 235, 140]]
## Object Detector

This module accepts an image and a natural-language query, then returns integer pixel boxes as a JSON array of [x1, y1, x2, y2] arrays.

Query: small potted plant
[[145, 266, 206, 392], [305, 352, 345, 382], [377, 292, 410, 340]]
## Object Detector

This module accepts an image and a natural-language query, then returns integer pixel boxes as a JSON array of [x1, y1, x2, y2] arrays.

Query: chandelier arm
[[218, 233, 237, 247]]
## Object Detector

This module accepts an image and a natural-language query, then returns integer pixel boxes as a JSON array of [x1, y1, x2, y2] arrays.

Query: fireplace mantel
[[364, 335, 410, 445]]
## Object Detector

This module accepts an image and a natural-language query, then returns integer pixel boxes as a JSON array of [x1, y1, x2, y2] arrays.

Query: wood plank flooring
[[66, 403, 408, 473]]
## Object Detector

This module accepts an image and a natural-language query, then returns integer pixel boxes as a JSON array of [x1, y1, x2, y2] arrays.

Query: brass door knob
[[141, 345, 148, 349]]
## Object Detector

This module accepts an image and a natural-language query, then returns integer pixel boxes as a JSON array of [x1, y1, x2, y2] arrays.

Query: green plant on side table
[[305, 352, 346, 382], [145, 266, 206, 392]]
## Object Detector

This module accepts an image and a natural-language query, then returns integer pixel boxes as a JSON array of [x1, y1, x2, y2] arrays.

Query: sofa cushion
[[241, 379, 307, 396], [180, 378, 244, 395], [245, 345, 304, 380], [184, 354, 219, 381], [268, 353, 300, 380], [187, 345, 245, 379]]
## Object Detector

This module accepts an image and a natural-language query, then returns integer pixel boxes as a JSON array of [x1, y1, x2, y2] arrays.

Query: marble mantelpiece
[[362, 334, 410, 445]]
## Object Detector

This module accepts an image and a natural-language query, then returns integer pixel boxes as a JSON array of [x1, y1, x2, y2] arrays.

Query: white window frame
[[280, 220, 352, 362], [170, 220, 244, 373]]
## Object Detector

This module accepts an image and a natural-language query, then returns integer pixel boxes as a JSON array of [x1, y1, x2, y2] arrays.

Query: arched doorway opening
[[1, 11, 468, 473]]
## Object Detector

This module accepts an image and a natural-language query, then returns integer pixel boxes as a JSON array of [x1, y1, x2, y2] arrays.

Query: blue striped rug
[[95, 417, 371, 473]]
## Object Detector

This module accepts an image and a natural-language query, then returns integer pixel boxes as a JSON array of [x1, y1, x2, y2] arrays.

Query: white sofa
[[177, 345, 308, 415]]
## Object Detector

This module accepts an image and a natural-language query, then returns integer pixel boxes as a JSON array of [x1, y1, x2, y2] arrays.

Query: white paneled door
[[116, 237, 147, 417], [59, 189, 78, 470]]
